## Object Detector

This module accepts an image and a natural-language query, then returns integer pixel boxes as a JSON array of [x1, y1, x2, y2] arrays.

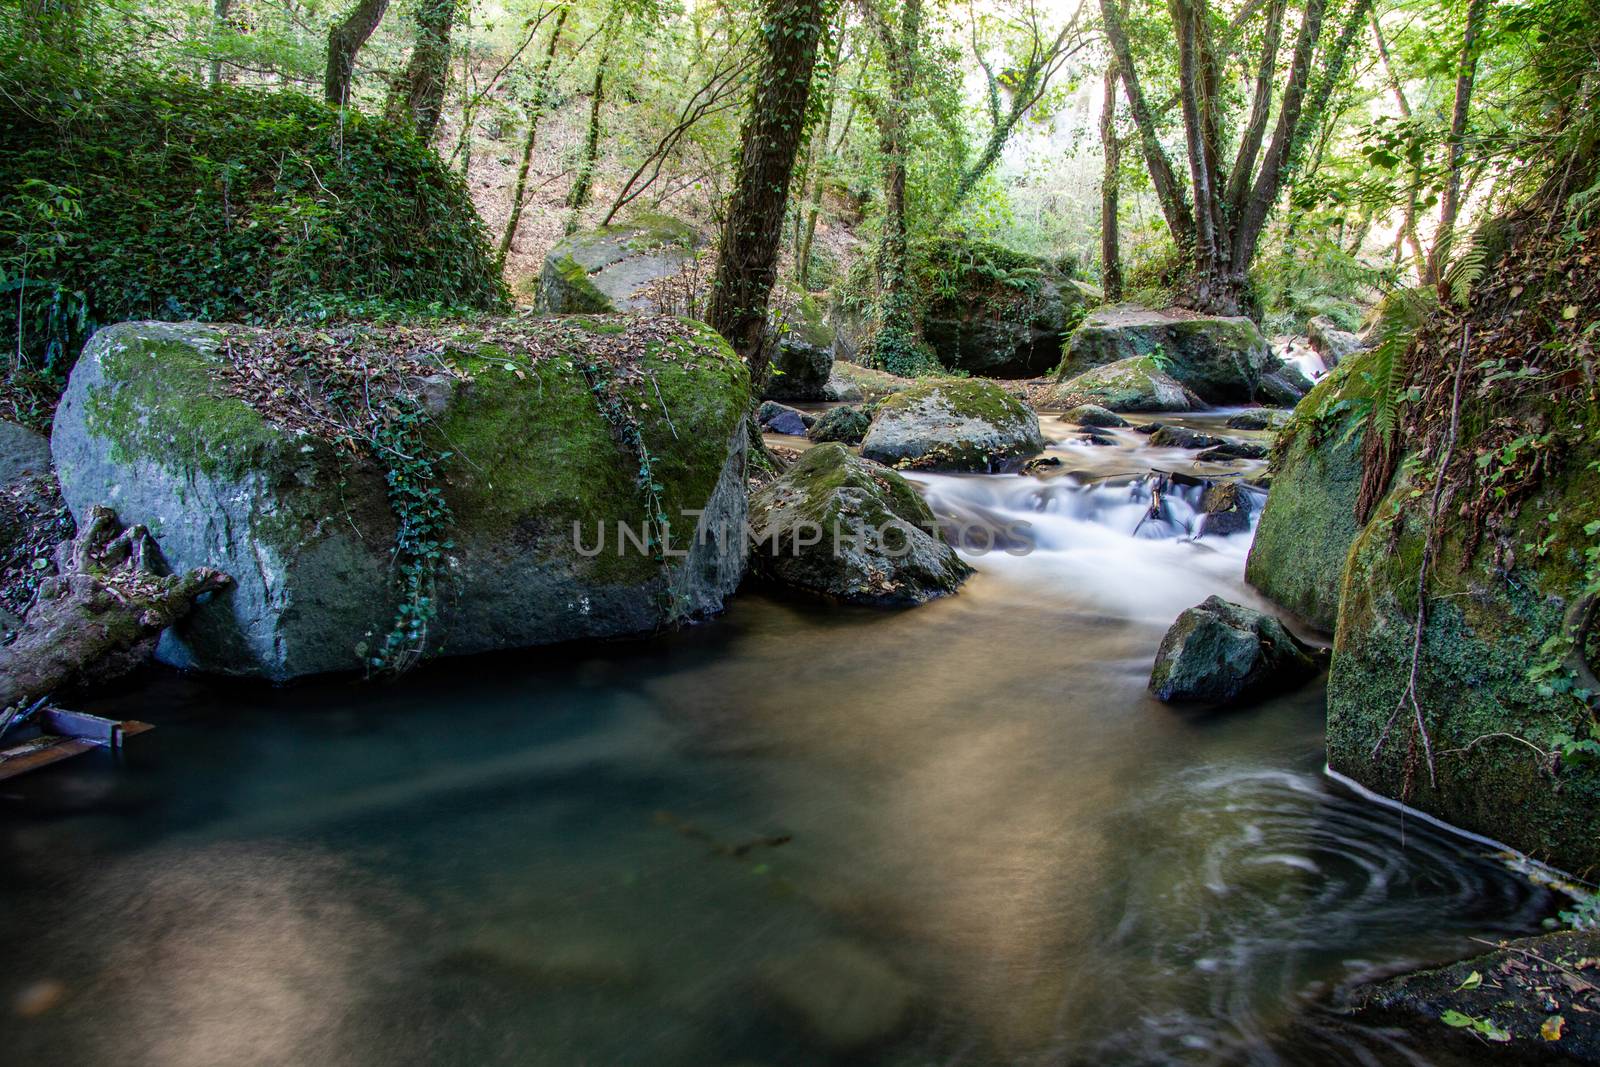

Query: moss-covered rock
[[807, 405, 871, 445], [1327, 443, 1600, 872], [826, 362, 914, 403], [765, 289, 837, 401], [51, 317, 750, 680], [1051, 355, 1199, 412], [0, 70, 506, 370], [1244, 351, 1374, 630], [1055, 305, 1288, 404], [1149, 595, 1324, 705], [860, 379, 1044, 472], [750, 444, 970, 605], [1062, 403, 1129, 428], [539, 213, 702, 314]]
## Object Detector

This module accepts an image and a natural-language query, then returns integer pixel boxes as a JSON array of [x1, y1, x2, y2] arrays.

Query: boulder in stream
[[764, 289, 837, 401], [1196, 482, 1255, 538], [757, 401, 814, 436], [1052, 355, 1199, 413], [1306, 314, 1363, 369], [860, 379, 1044, 472], [748, 443, 970, 605], [1061, 403, 1129, 429], [806, 405, 871, 445], [52, 317, 751, 681], [1149, 425, 1224, 450], [1149, 596, 1324, 705], [1055, 305, 1294, 404]]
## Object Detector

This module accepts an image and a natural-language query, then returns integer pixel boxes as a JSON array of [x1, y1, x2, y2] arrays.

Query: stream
[[0, 409, 1558, 1067]]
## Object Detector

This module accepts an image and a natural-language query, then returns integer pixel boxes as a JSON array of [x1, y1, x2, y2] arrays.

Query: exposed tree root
[[0, 506, 231, 711]]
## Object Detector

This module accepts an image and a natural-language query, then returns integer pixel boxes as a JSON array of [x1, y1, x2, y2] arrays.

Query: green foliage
[[0, 59, 506, 379]]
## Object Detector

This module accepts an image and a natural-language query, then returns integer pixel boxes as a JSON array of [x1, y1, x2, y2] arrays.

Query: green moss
[[546, 256, 617, 314], [85, 330, 281, 481], [1326, 433, 1600, 873], [875, 378, 1033, 430]]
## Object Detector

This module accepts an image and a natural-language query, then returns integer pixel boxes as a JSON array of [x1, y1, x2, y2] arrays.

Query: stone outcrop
[[52, 318, 751, 681], [1056, 305, 1302, 405], [539, 213, 702, 314], [1051, 355, 1199, 413]]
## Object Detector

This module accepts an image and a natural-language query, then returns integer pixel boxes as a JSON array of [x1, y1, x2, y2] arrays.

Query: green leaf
[[1440, 1010, 1475, 1028], [1455, 971, 1482, 991]]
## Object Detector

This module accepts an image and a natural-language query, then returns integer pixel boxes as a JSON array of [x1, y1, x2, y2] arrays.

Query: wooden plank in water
[[0, 734, 101, 781]]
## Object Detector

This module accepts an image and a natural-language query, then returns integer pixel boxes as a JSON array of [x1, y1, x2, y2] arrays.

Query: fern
[[1440, 229, 1489, 309], [1363, 287, 1434, 438]]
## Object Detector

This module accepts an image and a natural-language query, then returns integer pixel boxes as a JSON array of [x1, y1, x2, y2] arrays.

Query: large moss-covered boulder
[[1055, 306, 1288, 404], [539, 213, 702, 314], [1051, 355, 1199, 412], [1327, 446, 1600, 872], [1149, 595, 1324, 705], [861, 379, 1044, 472], [52, 317, 750, 681], [1245, 351, 1374, 630], [0, 72, 506, 368], [749, 443, 970, 605], [916, 240, 1098, 378]]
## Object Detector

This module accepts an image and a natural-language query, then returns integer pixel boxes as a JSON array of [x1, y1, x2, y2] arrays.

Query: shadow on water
[[0, 412, 1558, 1067]]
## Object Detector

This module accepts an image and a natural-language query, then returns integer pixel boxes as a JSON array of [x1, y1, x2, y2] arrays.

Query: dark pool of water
[[0, 414, 1557, 1067]]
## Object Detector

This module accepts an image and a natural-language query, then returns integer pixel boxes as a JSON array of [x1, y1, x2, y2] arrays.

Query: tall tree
[[1102, 0, 1373, 315], [388, 0, 460, 142], [498, 6, 570, 266], [793, 11, 849, 288], [858, 0, 924, 372], [1423, 0, 1491, 289], [324, 0, 390, 105], [708, 0, 830, 378], [1099, 59, 1123, 301]]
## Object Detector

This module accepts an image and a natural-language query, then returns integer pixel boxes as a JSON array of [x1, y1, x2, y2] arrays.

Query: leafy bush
[[0, 59, 507, 381]]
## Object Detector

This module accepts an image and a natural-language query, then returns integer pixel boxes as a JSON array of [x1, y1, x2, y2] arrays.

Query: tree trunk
[[1370, 9, 1425, 273], [708, 0, 828, 381], [0, 508, 230, 712], [387, 0, 457, 143], [208, 0, 231, 87], [497, 7, 569, 267], [794, 15, 846, 289], [566, 50, 611, 234], [1425, 0, 1490, 289], [1099, 60, 1123, 302], [324, 0, 390, 106]]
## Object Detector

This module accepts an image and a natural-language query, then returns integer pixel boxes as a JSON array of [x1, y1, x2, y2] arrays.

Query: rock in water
[[860, 379, 1044, 472], [52, 318, 751, 681], [1224, 410, 1287, 431], [1245, 351, 1373, 630], [1051, 356, 1199, 413], [764, 290, 836, 401], [1061, 403, 1129, 429], [1197, 442, 1269, 462], [806, 405, 871, 445], [757, 401, 814, 436], [1196, 482, 1255, 537], [1055, 305, 1297, 404], [1149, 425, 1224, 450], [539, 213, 702, 314], [1149, 596, 1324, 704], [1306, 315, 1363, 369], [748, 443, 970, 605], [758, 938, 919, 1052], [1256, 365, 1316, 405]]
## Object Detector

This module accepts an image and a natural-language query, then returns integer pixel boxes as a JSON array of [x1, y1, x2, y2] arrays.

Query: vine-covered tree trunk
[[566, 50, 611, 233], [707, 0, 828, 379], [498, 7, 569, 266], [0, 507, 231, 712], [1099, 60, 1123, 302], [388, 0, 458, 143], [794, 14, 846, 289], [859, 0, 924, 371], [1425, 0, 1491, 289], [324, 0, 390, 105]]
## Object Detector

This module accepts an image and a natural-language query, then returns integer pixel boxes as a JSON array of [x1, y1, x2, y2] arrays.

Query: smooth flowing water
[[0, 411, 1557, 1067]]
